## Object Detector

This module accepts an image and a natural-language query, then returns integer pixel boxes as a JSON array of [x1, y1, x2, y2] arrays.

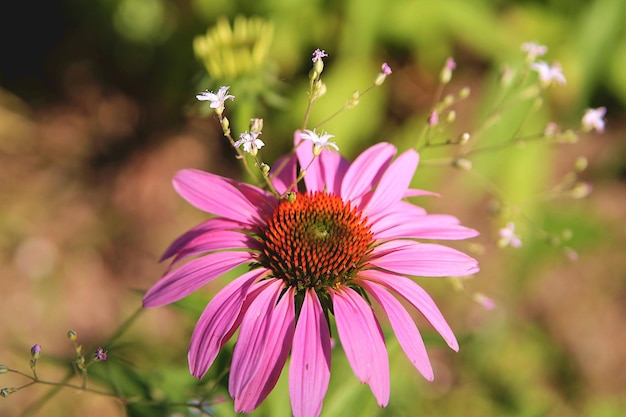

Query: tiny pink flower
[[531, 61, 566, 86], [235, 131, 265, 155], [375, 63, 393, 86], [445, 57, 456, 71], [498, 222, 522, 248], [95, 347, 107, 361], [196, 86, 235, 114], [428, 110, 439, 126], [30, 344, 41, 358], [581, 107, 606, 133], [144, 140, 479, 417], [521, 42, 548, 62], [440, 57, 456, 83], [382, 62, 392, 75], [312, 49, 328, 63]]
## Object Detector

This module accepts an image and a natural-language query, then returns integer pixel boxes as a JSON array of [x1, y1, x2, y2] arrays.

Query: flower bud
[[313, 59, 324, 75], [570, 182, 592, 199], [446, 110, 456, 123], [458, 87, 471, 99], [0, 365, 8, 374], [221, 117, 230, 132], [249, 118, 263, 134], [260, 163, 270, 175], [346, 91, 360, 108], [459, 132, 471, 144], [428, 111, 439, 126], [453, 158, 472, 170], [67, 330, 77, 341], [439, 57, 456, 84], [1, 387, 17, 398], [574, 156, 588, 172], [30, 344, 41, 359], [374, 63, 392, 86]]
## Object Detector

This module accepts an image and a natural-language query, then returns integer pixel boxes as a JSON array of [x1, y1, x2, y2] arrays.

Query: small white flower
[[498, 222, 522, 248], [521, 42, 548, 62], [531, 61, 566, 87], [234, 131, 265, 155], [196, 86, 235, 114], [581, 107, 606, 133], [300, 129, 339, 153]]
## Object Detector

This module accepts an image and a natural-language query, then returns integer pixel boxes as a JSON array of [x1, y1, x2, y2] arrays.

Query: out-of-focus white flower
[[531, 62, 566, 87], [521, 42, 548, 62], [581, 107, 606, 133], [498, 222, 522, 248]]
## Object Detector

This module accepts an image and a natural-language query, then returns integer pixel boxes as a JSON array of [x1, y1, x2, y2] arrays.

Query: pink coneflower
[[143, 134, 479, 417]]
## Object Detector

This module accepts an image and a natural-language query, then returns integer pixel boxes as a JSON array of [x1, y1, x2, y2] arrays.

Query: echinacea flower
[[581, 107, 606, 133], [143, 136, 479, 417]]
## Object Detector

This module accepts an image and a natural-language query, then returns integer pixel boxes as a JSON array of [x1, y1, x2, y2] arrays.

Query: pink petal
[[318, 149, 350, 195], [235, 286, 296, 413], [229, 279, 284, 405], [271, 153, 298, 195], [359, 269, 458, 351], [160, 218, 249, 261], [331, 287, 390, 406], [170, 230, 262, 265], [143, 251, 254, 307], [367, 200, 428, 226], [289, 290, 331, 417], [363, 149, 419, 215], [341, 143, 396, 202], [188, 269, 268, 379], [404, 188, 440, 198], [371, 213, 479, 240], [359, 280, 433, 380], [173, 169, 270, 225], [370, 240, 479, 277]]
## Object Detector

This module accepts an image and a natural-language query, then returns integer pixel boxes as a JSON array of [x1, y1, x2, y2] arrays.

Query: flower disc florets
[[259, 191, 373, 291]]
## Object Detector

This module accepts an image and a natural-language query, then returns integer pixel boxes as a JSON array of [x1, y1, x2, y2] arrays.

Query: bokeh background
[[1, 0, 625, 416]]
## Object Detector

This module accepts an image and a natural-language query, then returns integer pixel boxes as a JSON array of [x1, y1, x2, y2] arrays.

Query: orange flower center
[[259, 192, 373, 290]]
